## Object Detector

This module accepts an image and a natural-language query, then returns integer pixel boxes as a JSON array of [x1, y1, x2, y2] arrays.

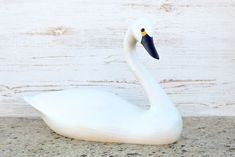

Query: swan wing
[[24, 88, 143, 128]]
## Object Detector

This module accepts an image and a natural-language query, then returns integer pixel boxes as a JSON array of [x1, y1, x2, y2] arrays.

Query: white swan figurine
[[24, 18, 182, 145]]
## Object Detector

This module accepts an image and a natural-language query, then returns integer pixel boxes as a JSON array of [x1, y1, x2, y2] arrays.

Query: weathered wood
[[0, 0, 235, 116]]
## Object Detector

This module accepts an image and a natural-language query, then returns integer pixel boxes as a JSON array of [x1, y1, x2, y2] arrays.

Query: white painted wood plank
[[0, 0, 235, 116]]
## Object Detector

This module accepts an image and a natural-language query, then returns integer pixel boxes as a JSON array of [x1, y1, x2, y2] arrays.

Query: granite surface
[[0, 117, 234, 157]]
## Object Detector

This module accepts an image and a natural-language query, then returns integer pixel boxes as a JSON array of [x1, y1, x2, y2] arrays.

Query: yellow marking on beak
[[141, 31, 147, 37]]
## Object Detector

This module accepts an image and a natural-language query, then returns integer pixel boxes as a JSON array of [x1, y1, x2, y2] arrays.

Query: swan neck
[[124, 29, 168, 110]]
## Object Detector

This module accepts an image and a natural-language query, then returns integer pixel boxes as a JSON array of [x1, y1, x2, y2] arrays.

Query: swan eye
[[141, 28, 147, 36]]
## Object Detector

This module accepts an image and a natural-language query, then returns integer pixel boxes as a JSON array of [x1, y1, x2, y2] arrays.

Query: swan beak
[[141, 29, 159, 60]]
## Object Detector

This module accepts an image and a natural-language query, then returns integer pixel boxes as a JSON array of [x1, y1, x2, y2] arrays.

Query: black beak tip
[[153, 54, 160, 60], [156, 53, 160, 60], [146, 49, 160, 60]]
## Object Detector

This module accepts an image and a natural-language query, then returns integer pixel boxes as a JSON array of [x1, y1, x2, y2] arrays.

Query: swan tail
[[23, 96, 43, 113]]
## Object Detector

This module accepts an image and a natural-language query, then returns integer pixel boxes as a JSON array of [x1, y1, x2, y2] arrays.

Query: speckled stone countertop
[[0, 117, 234, 157]]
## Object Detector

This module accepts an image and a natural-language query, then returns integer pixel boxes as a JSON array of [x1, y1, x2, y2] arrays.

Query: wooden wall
[[0, 0, 235, 117]]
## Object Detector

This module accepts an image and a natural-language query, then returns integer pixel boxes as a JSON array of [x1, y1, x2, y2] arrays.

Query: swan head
[[130, 18, 159, 59]]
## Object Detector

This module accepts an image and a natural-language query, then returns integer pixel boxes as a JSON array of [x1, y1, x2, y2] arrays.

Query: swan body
[[24, 18, 182, 145]]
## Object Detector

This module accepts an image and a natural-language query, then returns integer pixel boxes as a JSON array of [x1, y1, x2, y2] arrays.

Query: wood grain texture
[[0, 0, 235, 117]]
